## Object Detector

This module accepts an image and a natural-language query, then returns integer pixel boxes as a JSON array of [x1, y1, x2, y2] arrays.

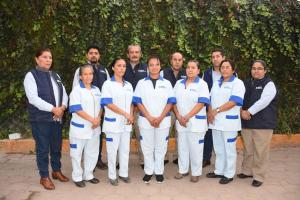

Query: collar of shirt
[[79, 80, 96, 89], [145, 75, 164, 81], [180, 76, 200, 84], [218, 75, 235, 87]]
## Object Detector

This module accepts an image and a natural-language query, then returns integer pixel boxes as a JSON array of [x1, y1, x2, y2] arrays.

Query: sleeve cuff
[[229, 95, 243, 106], [132, 96, 142, 105], [69, 104, 83, 113], [198, 97, 210, 105], [167, 97, 177, 104], [101, 97, 113, 106]]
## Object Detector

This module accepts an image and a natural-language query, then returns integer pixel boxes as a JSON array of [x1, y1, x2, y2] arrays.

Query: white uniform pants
[[69, 133, 100, 182], [140, 128, 169, 175], [105, 131, 130, 180], [212, 130, 237, 178], [178, 131, 205, 176]]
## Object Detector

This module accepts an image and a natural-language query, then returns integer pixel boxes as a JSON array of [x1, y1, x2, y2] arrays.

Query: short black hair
[[147, 55, 160, 65], [211, 49, 225, 57], [86, 45, 101, 54], [220, 59, 236, 71], [187, 60, 200, 69]]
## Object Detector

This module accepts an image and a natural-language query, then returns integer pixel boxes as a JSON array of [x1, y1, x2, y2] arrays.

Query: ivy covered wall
[[0, 0, 299, 138]]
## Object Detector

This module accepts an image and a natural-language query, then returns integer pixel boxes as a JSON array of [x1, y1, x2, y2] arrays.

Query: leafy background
[[0, 0, 299, 139]]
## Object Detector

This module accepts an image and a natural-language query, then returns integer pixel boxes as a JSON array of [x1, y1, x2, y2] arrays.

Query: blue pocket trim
[[106, 138, 113, 142], [166, 136, 169, 141], [199, 139, 204, 144], [132, 96, 142, 104], [71, 121, 84, 128], [167, 97, 177, 104], [227, 137, 237, 143], [104, 117, 116, 122], [139, 135, 143, 141], [166, 112, 171, 117], [195, 115, 206, 119], [226, 115, 239, 119], [70, 144, 77, 149]]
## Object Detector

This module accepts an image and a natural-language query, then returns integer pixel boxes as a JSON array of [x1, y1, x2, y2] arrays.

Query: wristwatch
[[216, 108, 220, 113]]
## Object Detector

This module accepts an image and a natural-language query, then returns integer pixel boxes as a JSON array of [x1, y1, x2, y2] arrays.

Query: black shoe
[[140, 164, 144, 169], [237, 173, 253, 179], [252, 180, 263, 187], [219, 177, 233, 184], [143, 174, 152, 184], [155, 174, 164, 183], [206, 172, 224, 178], [96, 160, 108, 170], [87, 178, 99, 184], [202, 160, 211, 168], [164, 160, 169, 165], [116, 163, 120, 170], [74, 181, 86, 188], [119, 176, 131, 183], [173, 158, 178, 164]]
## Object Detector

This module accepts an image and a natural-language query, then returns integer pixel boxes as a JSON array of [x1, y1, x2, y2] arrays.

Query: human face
[[35, 51, 52, 69], [80, 67, 94, 85], [211, 51, 224, 68], [170, 52, 183, 71], [148, 58, 161, 77], [86, 48, 100, 64], [251, 62, 267, 80], [186, 61, 200, 79], [127, 46, 141, 64], [220, 61, 235, 80], [112, 59, 126, 78]]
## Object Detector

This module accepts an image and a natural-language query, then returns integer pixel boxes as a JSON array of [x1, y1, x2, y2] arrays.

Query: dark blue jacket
[[124, 62, 147, 90], [161, 66, 186, 87]]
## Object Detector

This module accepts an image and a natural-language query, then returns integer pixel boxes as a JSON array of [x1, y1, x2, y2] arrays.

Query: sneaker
[[219, 177, 233, 184], [174, 172, 189, 179], [109, 179, 119, 186], [143, 174, 152, 184], [155, 174, 164, 183], [119, 176, 131, 183], [206, 172, 224, 178]]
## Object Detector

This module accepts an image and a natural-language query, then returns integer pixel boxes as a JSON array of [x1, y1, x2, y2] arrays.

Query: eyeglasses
[[251, 67, 265, 71]]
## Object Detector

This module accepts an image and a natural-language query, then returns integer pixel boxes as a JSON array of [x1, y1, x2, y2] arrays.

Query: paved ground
[[0, 147, 299, 200]]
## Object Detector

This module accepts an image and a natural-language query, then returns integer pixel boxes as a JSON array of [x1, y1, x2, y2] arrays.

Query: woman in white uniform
[[101, 58, 134, 186], [69, 64, 102, 187], [173, 60, 210, 183], [133, 55, 176, 184], [206, 59, 245, 184]]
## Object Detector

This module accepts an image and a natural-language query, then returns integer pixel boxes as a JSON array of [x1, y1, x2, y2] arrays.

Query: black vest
[[162, 67, 186, 87], [124, 62, 147, 90], [242, 76, 278, 129], [27, 68, 63, 122], [91, 64, 108, 91]]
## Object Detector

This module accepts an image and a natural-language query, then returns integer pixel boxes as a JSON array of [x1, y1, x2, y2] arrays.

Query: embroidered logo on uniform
[[189, 89, 197, 92], [158, 85, 166, 89], [138, 70, 146, 72], [95, 94, 101, 96], [181, 75, 187, 79], [256, 86, 263, 89], [224, 86, 231, 89], [100, 70, 106, 74], [56, 80, 61, 82]]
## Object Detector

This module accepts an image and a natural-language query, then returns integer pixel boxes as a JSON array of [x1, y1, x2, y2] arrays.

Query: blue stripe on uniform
[[226, 115, 239, 119], [106, 138, 113, 142], [198, 97, 210, 105], [229, 95, 243, 106], [104, 117, 116, 122], [132, 96, 142, 104], [71, 121, 84, 128], [195, 115, 206, 119], [101, 98, 113, 106], [227, 137, 237, 143], [70, 144, 77, 149], [199, 139, 204, 144], [69, 104, 83, 113]]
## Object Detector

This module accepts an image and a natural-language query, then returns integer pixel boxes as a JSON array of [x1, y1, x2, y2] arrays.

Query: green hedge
[[0, 0, 299, 139]]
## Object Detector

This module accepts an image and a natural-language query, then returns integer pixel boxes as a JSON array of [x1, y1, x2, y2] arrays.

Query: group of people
[[24, 44, 277, 190]]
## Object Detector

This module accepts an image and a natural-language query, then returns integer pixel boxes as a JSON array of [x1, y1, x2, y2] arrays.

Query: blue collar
[[218, 75, 235, 87], [180, 76, 200, 84], [79, 81, 95, 89], [145, 75, 163, 81], [111, 76, 126, 84]]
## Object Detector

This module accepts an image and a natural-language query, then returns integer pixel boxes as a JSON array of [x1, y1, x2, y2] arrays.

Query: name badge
[[138, 70, 146, 73], [158, 85, 166, 89], [181, 75, 187, 79], [224, 86, 231, 89], [189, 88, 197, 92], [100, 70, 106, 74], [256, 86, 263, 89]]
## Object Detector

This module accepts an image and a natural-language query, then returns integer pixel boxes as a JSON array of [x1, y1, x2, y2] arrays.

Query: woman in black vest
[[239, 60, 277, 187], [24, 47, 69, 190]]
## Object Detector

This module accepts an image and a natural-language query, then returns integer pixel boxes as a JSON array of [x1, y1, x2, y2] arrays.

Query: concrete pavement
[[0, 147, 299, 200]]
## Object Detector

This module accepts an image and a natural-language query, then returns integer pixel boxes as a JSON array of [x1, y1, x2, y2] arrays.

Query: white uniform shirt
[[101, 77, 133, 133], [24, 71, 68, 112], [133, 76, 176, 129], [69, 82, 101, 139], [209, 76, 245, 131], [174, 77, 210, 133]]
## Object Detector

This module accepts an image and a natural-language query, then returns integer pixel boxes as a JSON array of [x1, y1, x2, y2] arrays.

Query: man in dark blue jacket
[[202, 49, 225, 167]]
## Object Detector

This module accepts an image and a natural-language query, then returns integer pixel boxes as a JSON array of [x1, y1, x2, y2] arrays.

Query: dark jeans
[[203, 129, 213, 161], [31, 121, 62, 178]]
